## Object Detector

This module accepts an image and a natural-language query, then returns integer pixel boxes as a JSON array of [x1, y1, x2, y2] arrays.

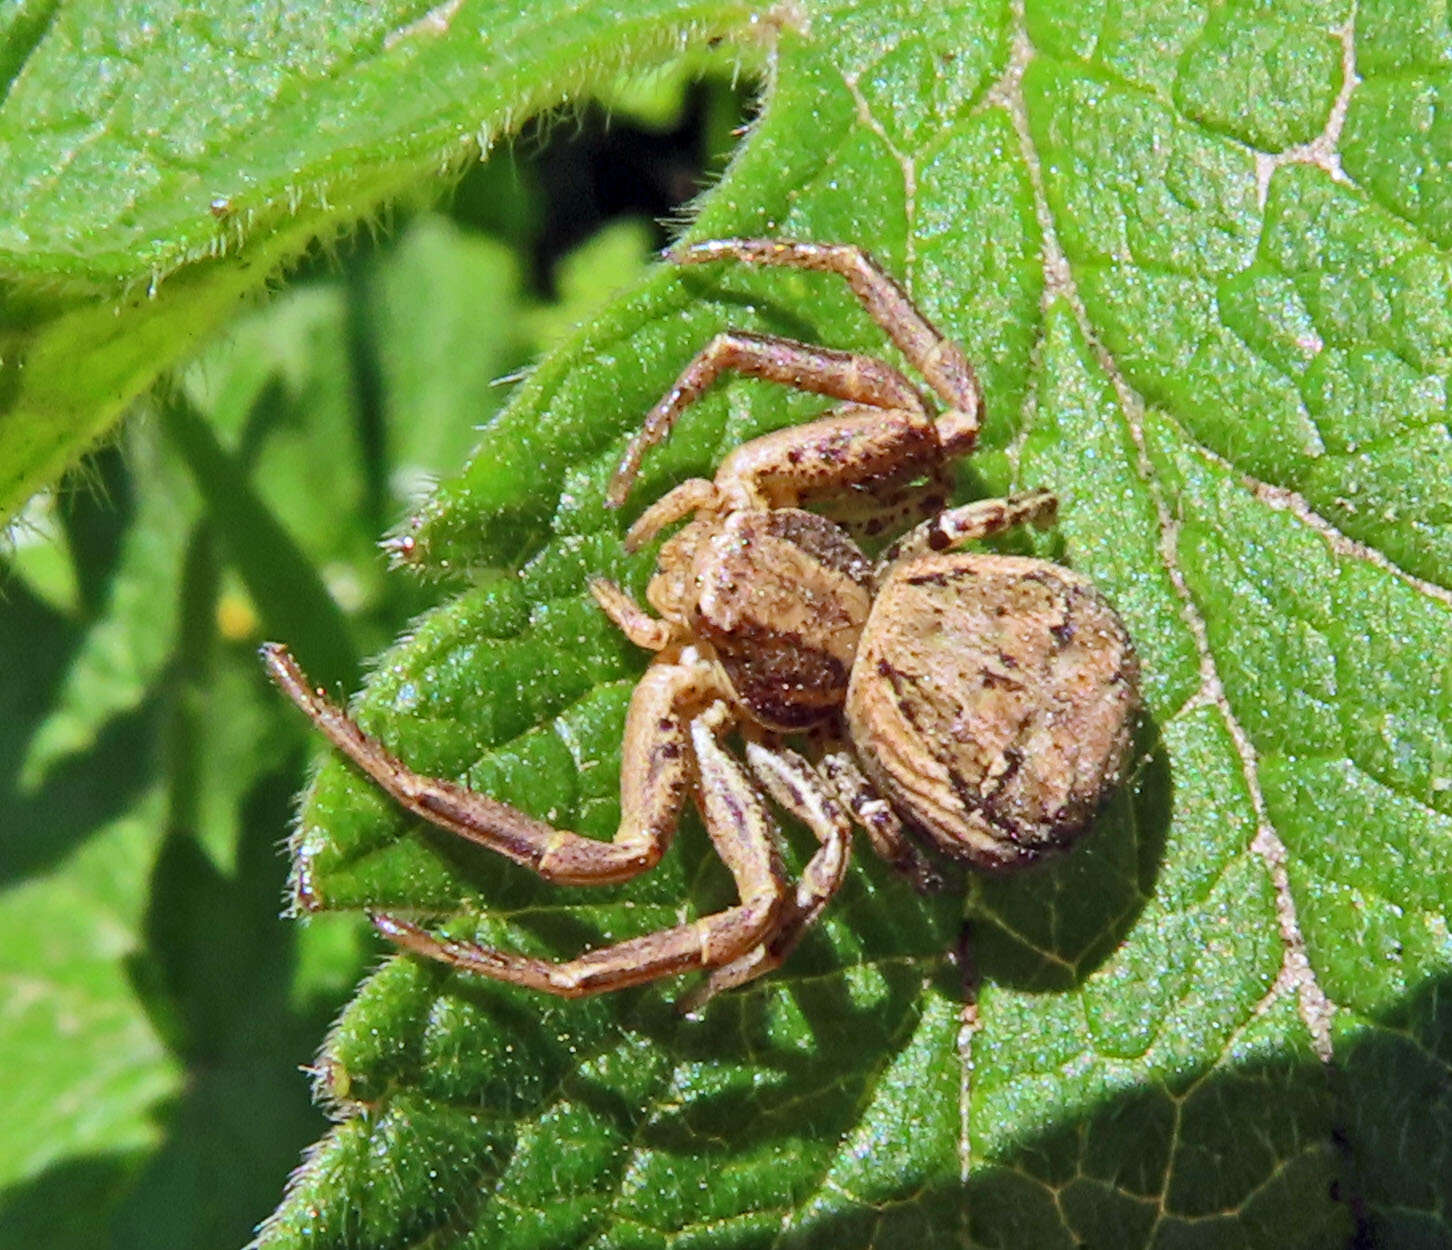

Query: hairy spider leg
[[262, 642, 713, 886], [679, 743, 854, 1012], [882, 489, 1059, 565], [608, 327, 928, 510], [817, 741, 943, 893], [673, 238, 982, 446], [588, 577, 678, 650], [812, 459, 957, 544], [623, 400, 953, 551], [611, 238, 988, 546], [372, 710, 791, 998]]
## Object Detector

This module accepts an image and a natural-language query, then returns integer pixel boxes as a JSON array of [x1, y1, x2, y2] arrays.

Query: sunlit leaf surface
[[2, 0, 1447, 1246]]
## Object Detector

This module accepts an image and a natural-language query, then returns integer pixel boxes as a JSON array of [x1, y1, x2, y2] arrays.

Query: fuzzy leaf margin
[[0, 0, 763, 526]]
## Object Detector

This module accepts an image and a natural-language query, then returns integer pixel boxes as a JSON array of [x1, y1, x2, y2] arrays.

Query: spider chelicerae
[[265, 237, 1140, 1007]]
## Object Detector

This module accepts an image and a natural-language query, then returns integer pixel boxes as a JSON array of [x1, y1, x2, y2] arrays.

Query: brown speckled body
[[847, 555, 1140, 870], [652, 508, 875, 730]]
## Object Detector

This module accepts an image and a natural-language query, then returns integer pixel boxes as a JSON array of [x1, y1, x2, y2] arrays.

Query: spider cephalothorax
[[647, 506, 875, 730], [265, 237, 1140, 1006]]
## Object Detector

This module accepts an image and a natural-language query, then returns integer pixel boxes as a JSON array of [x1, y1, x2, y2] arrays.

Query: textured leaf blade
[[262, 1, 1450, 1246], [0, 0, 760, 282]]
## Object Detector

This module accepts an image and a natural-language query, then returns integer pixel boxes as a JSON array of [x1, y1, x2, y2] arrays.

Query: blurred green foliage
[[0, 60, 748, 1248]]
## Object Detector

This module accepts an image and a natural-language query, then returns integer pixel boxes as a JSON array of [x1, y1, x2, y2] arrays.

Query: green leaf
[[0, 794, 179, 1195], [18, 422, 200, 788], [1, 256, 394, 1245], [0, 573, 181, 1249], [522, 218, 659, 352], [0, 0, 765, 526], [10, 0, 1445, 1244], [368, 214, 533, 507], [248, 2, 1452, 1248], [4, 487, 84, 616], [106, 756, 371, 1250], [160, 393, 362, 690]]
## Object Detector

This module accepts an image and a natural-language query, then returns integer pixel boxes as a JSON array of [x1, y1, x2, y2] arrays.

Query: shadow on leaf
[[259, 964, 1452, 1248]]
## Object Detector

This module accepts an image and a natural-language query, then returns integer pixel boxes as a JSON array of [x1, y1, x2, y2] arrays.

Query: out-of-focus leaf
[[523, 217, 659, 350], [19, 423, 198, 788], [160, 396, 359, 690], [5, 489, 82, 616], [0, 0, 766, 525], [368, 214, 532, 509], [0, 794, 179, 1192]]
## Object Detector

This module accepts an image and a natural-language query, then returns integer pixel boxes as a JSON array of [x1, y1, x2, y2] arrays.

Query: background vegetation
[[2, 3, 1448, 1248], [2, 44, 749, 1247]]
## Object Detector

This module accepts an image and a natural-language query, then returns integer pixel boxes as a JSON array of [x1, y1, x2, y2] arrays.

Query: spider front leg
[[610, 238, 983, 529], [623, 399, 960, 551], [373, 706, 792, 998], [262, 643, 715, 885], [608, 328, 929, 509], [674, 238, 982, 446]]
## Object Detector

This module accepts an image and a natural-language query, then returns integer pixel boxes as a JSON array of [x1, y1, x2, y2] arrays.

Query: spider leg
[[817, 741, 942, 894], [708, 403, 945, 513], [679, 743, 854, 1013], [372, 705, 790, 998], [881, 489, 1058, 566], [673, 238, 982, 451], [749, 438, 964, 540], [624, 404, 959, 550], [262, 643, 716, 885], [608, 329, 928, 508]]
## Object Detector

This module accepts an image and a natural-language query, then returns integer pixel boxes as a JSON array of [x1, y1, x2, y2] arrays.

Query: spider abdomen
[[845, 553, 1140, 870]]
